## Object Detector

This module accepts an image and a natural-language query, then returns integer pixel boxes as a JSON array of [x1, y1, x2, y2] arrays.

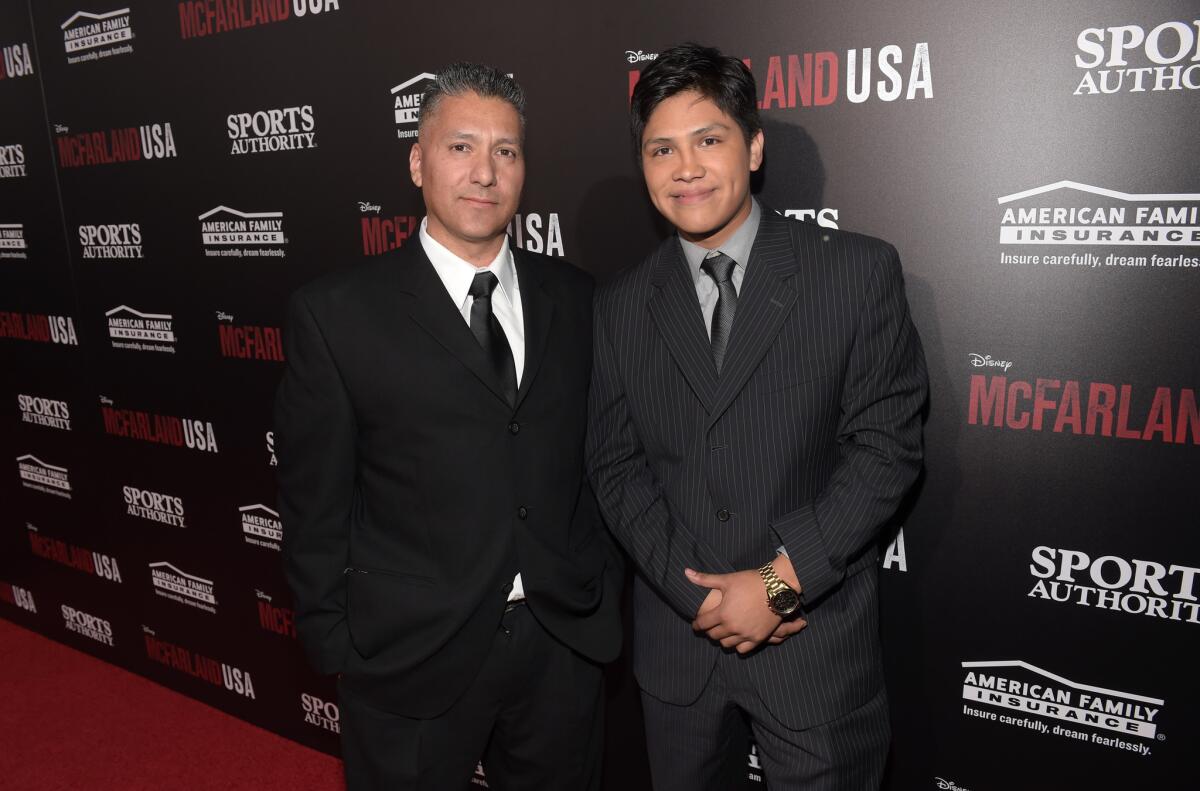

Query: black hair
[[419, 62, 526, 135]]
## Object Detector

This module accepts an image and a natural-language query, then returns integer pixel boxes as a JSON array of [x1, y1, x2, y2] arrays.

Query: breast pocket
[[763, 355, 842, 394]]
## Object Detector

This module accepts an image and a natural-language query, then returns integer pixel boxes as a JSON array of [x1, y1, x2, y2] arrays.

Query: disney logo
[[626, 50, 658, 64], [358, 201, 381, 214], [934, 778, 969, 791], [141, 625, 156, 634], [54, 123, 69, 134], [254, 589, 272, 601], [968, 353, 1013, 372], [216, 310, 234, 322], [99, 395, 114, 405]]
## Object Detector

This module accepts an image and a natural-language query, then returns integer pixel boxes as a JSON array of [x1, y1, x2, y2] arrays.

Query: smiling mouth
[[671, 189, 715, 205]]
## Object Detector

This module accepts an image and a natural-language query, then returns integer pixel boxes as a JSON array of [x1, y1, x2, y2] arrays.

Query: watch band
[[758, 560, 800, 616]]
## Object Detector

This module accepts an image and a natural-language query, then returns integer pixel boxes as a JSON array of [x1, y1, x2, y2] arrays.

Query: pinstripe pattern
[[587, 209, 928, 736]]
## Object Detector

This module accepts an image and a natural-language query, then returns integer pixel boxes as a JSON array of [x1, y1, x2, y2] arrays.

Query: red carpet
[[0, 618, 344, 790]]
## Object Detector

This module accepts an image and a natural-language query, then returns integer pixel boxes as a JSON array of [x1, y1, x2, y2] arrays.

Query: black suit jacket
[[587, 209, 927, 730], [276, 240, 622, 718]]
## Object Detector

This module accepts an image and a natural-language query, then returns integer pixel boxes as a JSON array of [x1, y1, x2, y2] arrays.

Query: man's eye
[[700, 137, 719, 146], [451, 143, 469, 152], [497, 148, 517, 158], [652, 146, 671, 157]]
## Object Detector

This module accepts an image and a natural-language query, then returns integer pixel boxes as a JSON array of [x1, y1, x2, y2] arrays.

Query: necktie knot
[[701, 252, 736, 285], [469, 271, 499, 300]]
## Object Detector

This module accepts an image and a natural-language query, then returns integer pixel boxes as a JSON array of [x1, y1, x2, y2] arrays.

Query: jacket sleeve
[[770, 244, 927, 605], [586, 292, 733, 620], [275, 289, 357, 674]]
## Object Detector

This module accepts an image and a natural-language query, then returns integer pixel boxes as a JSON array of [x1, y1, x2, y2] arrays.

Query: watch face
[[771, 589, 801, 616]]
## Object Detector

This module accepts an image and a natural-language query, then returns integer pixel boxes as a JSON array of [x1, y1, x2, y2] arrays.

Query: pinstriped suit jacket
[[587, 208, 927, 730]]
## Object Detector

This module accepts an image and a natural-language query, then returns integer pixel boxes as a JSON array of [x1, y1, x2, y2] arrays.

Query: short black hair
[[630, 43, 760, 156], [419, 62, 526, 136]]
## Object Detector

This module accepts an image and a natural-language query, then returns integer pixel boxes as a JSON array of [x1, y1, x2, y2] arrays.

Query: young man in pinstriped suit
[[587, 43, 928, 789]]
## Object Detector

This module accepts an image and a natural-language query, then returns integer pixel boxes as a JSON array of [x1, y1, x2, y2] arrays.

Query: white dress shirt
[[419, 217, 526, 600]]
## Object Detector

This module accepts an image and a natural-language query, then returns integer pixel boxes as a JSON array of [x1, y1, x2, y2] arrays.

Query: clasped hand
[[685, 561, 807, 655]]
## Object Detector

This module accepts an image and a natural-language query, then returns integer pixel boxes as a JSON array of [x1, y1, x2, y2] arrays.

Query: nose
[[673, 147, 704, 182], [471, 151, 497, 188]]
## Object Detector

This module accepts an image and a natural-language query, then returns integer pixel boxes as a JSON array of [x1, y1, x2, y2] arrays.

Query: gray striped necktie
[[701, 251, 737, 374]]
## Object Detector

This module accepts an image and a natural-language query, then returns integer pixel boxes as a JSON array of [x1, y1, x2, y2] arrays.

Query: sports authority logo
[[391, 73, 436, 139], [179, 0, 339, 39], [199, 206, 287, 258], [55, 122, 177, 167], [240, 504, 282, 550], [0, 312, 78, 344], [967, 374, 1198, 445], [101, 401, 220, 453], [123, 485, 185, 527], [17, 454, 71, 498], [144, 628, 256, 698], [227, 104, 316, 155], [255, 589, 295, 638], [1075, 19, 1200, 95], [149, 561, 216, 613], [28, 524, 123, 582], [61, 8, 134, 64], [18, 394, 72, 431], [1029, 546, 1199, 626], [61, 605, 114, 646], [106, 305, 175, 353], [998, 183, 1200, 270], [216, 311, 284, 361], [0, 223, 27, 259], [79, 223, 143, 259], [0, 144, 25, 178], [361, 202, 418, 256], [1, 41, 34, 79], [628, 44, 932, 108], [301, 693, 340, 733], [961, 660, 1162, 755], [509, 213, 565, 257], [783, 208, 840, 229], [0, 582, 37, 613]]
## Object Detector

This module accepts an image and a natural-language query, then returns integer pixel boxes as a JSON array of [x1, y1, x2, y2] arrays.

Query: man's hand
[[687, 568, 782, 654]]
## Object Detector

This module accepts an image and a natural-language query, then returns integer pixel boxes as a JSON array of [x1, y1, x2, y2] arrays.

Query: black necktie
[[701, 252, 738, 374], [468, 271, 518, 406]]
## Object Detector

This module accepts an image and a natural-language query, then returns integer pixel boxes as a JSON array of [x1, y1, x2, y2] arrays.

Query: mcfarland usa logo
[[101, 399, 220, 454], [256, 589, 295, 638], [509, 213, 565, 257], [55, 122, 177, 168], [18, 394, 72, 431], [60, 8, 134, 64], [0, 581, 37, 613], [967, 373, 1198, 445], [216, 311, 284, 361], [79, 222, 143, 259], [1075, 19, 1200, 95], [961, 660, 1163, 755], [199, 206, 287, 258], [360, 202, 418, 256], [1, 223, 28, 260], [240, 504, 282, 550], [17, 454, 72, 498], [266, 430, 277, 466], [628, 43, 932, 108], [123, 485, 186, 528], [28, 524, 124, 583], [227, 104, 316, 155], [149, 561, 217, 614], [106, 305, 175, 353], [144, 627, 256, 699], [179, 0, 340, 40], [391, 72, 436, 139], [0, 143, 26, 178], [1029, 546, 1200, 626], [61, 604, 114, 646], [998, 182, 1200, 272], [1, 41, 34, 79], [301, 693, 340, 733], [0, 311, 78, 344]]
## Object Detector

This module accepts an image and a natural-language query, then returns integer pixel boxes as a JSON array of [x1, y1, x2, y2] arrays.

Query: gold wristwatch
[[758, 560, 801, 617]]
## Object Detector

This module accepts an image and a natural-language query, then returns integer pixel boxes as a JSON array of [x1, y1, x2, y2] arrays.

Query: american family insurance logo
[[17, 454, 71, 498], [199, 206, 286, 258], [240, 504, 282, 550], [149, 561, 217, 613], [0, 223, 27, 259], [61, 8, 134, 63], [106, 305, 175, 352], [1075, 19, 1200, 94], [391, 72, 436, 139]]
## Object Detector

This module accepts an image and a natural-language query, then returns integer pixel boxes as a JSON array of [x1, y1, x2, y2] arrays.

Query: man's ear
[[409, 142, 423, 187], [748, 129, 765, 172]]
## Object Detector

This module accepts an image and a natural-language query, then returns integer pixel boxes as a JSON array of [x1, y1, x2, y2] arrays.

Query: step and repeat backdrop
[[1, 1, 1196, 788]]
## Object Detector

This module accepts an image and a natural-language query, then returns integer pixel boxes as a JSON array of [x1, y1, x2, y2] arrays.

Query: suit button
[[518, 506, 529, 519], [508, 421, 521, 435], [716, 508, 731, 522]]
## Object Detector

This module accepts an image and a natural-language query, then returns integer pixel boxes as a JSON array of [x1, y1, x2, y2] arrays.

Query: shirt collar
[[679, 197, 762, 284], [419, 217, 518, 308]]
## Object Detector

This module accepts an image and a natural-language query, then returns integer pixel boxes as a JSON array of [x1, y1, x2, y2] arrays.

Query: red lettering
[[1006, 380, 1032, 430], [968, 374, 1005, 425]]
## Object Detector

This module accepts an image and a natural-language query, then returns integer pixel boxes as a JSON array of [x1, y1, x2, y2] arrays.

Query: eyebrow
[[447, 131, 522, 147], [642, 123, 733, 148]]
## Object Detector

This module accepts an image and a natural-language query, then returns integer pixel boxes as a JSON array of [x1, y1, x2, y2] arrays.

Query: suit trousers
[[640, 655, 889, 791], [338, 604, 604, 791]]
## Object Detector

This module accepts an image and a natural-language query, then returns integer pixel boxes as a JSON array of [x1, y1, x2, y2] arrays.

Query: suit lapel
[[648, 237, 718, 412], [394, 241, 514, 409], [707, 211, 798, 426], [512, 248, 553, 410]]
